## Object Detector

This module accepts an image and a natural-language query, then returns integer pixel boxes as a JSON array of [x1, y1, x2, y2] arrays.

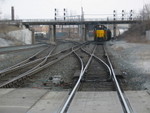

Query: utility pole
[[81, 7, 84, 21], [11, 6, 14, 21]]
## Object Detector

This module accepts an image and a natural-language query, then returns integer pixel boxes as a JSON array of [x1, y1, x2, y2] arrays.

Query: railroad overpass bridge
[[21, 19, 138, 25], [0, 18, 141, 42]]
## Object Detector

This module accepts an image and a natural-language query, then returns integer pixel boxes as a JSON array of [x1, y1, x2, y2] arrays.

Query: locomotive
[[94, 25, 111, 41]]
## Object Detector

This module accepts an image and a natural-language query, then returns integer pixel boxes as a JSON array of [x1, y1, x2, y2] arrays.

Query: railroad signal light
[[64, 8, 66, 20], [130, 10, 133, 20], [113, 10, 116, 21], [122, 10, 125, 20], [54, 8, 57, 20]]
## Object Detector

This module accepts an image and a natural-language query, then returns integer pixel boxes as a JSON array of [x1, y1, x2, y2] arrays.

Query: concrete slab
[[126, 91, 150, 113], [26, 91, 69, 113], [68, 91, 122, 113], [0, 88, 15, 97], [0, 106, 29, 113], [0, 89, 149, 113], [0, 88, 48, 113], [68, 91, 150, 113]]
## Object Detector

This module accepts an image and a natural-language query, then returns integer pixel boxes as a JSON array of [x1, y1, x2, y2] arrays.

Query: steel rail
[[30, 46, 56, 70], [0, 57, 45, 77], [0, 46, 50, 75], [103, 46, 134, 113], [0, 44, 77, 76], [80, 47, 112, 80], [57, 47, 85, 113], [0, 42, 88, 88], [15, 46, 56, 76], [0, 41, 90, 76], [59, 45, 97, 113], [0, 44, 47, 54]]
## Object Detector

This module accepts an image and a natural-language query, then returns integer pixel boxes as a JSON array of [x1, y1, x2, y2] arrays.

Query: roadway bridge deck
[[0, 19, 140, 25], [22, 20, 139, 25]]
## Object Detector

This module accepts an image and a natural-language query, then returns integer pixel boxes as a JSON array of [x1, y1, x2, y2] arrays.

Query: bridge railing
[[0, 17, 140, 25], [21, 17, 137, 23]]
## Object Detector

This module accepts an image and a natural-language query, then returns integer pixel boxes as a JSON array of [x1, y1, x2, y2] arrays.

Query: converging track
[[0, 41, 88, 88], [59, 42, 134, 113]]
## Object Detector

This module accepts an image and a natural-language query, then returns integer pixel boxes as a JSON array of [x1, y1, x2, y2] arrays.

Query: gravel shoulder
[[106, 40, 150, 90]]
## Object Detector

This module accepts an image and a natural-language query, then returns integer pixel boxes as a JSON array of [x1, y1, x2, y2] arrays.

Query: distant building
[[31, 25, 49, 33]]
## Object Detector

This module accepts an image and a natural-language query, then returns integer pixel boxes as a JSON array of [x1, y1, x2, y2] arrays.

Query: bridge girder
[[22, 20, 140, 26]]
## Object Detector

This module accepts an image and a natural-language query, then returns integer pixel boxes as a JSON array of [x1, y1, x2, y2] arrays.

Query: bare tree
[[140, 4, 150, 20]]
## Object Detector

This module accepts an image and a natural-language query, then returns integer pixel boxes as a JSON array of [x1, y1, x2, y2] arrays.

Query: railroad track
[[0, 41, 89, 88], [77, 43, 113, 91], [0, 45, 53, 75], [59, 42, 134, 113], [0, 41, 134, 113], [0, 45, 55, 87], [0, 44, 47, 54]]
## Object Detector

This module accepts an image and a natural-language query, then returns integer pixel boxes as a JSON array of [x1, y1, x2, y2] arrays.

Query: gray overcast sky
[[0, 0, 149, 19]]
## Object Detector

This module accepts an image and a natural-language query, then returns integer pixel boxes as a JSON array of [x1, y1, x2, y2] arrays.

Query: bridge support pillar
[[78, 25, 81, 38], [81, 24, 88, 41], [49, 25, 56, 44], [113, 24, 117, 39], [85, 24, 89, 41], [78, 25, 82, 40], [31, 30, 35, 44]]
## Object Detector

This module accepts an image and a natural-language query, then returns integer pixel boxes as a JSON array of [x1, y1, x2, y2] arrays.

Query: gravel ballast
[[0, 46, 47, 70], [1, 40, 149, 91], [19, 42, 79, 90], [106, 40, 150, 90]]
